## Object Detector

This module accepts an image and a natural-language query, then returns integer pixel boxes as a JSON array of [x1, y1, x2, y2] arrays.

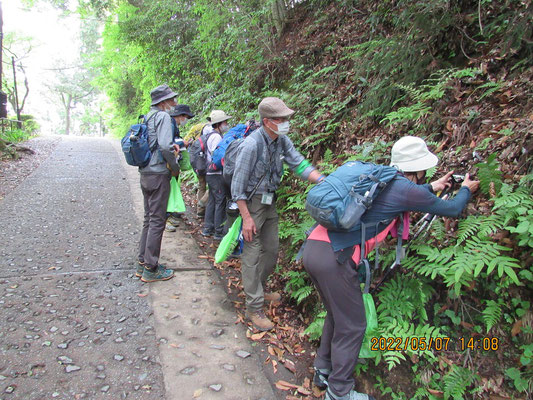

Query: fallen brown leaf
[[297, 386, 312, 396], [312, 386, 324, 397], [251, 331, 267, 341], [283, 359, 296, 374], [511, 319, 523, 336], [275, 380, 300, 390], [428, 388, 443, 397], [303, 377, 311, 389], [272, 359, 278, 374]]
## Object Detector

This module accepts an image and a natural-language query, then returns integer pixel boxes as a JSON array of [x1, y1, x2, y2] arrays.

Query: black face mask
[[416, 171, 427, 185]]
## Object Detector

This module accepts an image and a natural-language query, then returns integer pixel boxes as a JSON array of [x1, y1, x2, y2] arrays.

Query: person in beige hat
[[202, 110, 233, 240], [231, 97, 324, 331], [302, 135, 478, 400]]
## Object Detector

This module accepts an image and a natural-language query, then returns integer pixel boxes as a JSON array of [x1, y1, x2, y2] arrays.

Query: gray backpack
[[222, 129, 264, 188]]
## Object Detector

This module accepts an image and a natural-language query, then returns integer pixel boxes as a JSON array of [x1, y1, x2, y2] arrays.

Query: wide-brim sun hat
[[390, 136, 439, 172], [258, 97, 295, 119], [150, 84, 178, 106], [209, 110, 232, 125]]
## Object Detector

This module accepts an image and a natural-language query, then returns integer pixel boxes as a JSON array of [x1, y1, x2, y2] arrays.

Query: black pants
[[204, 174, 228, 235], [138, 173, 171, 269], [303, 240, 367, 397]]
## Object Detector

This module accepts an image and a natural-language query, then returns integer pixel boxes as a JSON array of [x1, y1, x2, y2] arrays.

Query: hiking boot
[[246, 310, 274, 331], [135, 261, 145, 278], [264, 292, 281, 304], [201, 229, 213, 237], [325, 388, 375, 400], [313, 367, 331, 389], [213, 233, 224, 241], [168, 216, 180, 227], [141, 264, 175, 283], [165, 223, 176, 232]]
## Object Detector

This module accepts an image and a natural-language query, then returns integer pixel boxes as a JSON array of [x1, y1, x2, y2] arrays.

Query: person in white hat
[[302, 136, 479, 400], [202, 110, 233, 240]]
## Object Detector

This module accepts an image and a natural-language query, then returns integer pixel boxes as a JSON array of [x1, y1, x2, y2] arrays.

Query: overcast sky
[[4, 0, 81, 133]]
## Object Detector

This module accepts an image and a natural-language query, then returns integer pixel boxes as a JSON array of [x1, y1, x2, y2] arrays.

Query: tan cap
[[258, 97, 295, 119], [209, 110, 232, 125]]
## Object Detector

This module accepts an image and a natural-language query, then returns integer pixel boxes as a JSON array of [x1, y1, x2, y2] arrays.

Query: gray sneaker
[[165, 223, 176, 232], [141, 264, 175, 283], [325, 388, 375, 400], [168, 215, 180, 227], [313, 367, 330, 389]]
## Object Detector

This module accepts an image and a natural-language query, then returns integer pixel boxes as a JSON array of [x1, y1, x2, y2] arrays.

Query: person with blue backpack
[[136, 84, 181, 283], [231, 97, 324, 331], [201, 110, 233, 240], [302, 136, 479, 400]]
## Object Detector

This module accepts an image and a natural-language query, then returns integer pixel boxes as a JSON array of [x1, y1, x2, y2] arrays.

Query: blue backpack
[[209, 124, 252, 172], [305, 161, 399, 231], [121, 112, 159, 168]]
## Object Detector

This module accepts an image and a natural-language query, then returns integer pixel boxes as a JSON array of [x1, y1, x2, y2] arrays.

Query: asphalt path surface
[[0, 136, 276, 400]]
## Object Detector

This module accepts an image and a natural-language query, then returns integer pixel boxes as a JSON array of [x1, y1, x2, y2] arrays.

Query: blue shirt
[[327, 175, 472, 251]]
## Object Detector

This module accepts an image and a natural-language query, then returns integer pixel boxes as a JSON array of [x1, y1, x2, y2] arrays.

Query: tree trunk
[[271, 0, 287, 36], [61, 93, 73, 135]]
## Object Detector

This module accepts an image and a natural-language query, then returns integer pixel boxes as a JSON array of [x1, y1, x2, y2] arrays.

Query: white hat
[[390, 136, 439, 172], [209, 110, 232, 125]]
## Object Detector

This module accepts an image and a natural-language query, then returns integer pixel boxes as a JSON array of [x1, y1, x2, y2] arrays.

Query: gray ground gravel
[[0, 135, 278, 400], [0, 136, 165, 399]]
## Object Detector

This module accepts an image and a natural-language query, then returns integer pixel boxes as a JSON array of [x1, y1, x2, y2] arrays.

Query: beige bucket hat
[[390, 136, 439, 172]]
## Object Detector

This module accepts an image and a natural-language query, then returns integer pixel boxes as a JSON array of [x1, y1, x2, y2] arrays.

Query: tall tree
[[1, 33, 32, 117]]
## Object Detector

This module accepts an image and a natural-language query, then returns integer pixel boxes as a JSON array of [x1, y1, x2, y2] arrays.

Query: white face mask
[[179, 118, 188, 127], [271, 120, 290, 135]]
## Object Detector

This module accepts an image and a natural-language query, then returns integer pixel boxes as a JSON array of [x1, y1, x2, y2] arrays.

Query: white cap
[[390, 136, 439, 172], [209, 110, 232, 125]]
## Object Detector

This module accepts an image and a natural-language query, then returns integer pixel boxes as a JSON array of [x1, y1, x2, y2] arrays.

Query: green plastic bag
[[178, 150, 192, 171], [167, 177, 186, 213], [358, 291, 378, 359], [358, 259, 378, 359], [215, 216, 242, 263]]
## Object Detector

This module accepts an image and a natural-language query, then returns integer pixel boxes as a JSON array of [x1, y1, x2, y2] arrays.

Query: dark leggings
[[303, 239, 367, 397]]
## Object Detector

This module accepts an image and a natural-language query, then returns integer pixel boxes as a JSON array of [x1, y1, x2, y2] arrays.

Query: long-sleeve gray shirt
[[327, 175, 472, 251], [231, 127, 315, 201], [139, 106, 179, 175]]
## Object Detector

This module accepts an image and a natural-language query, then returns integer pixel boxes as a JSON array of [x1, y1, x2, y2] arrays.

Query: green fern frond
[[443, 366, 478, 400], [457, 215, 505, 244], [482, 300, 503, 332], [475, 153, 503, 195]]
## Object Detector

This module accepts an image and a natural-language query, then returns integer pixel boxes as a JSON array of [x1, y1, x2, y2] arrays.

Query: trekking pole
[[370, 180, 460, 294]]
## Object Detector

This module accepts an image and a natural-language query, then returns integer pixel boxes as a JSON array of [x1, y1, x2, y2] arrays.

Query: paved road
[[0, 136, 276, 400]]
